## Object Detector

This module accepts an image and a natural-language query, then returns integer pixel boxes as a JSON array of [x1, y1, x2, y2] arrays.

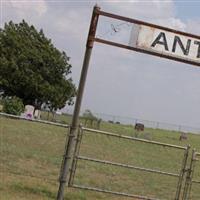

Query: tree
[[0, 20, 76, 110]]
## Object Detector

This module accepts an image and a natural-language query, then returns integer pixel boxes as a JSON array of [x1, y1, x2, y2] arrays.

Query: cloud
[[10, 0, 47, 17], [153, 17, 186, 31], [100, 0, 175, 20], [186, 19, 200, 35], [2, 0, 200, 128], [1, 0, 47, 28]]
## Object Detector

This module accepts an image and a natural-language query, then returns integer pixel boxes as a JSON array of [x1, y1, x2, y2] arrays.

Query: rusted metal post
[[56, 5, 100, 200], [182, 150, 197, 200], [175, 145, 190, 200]]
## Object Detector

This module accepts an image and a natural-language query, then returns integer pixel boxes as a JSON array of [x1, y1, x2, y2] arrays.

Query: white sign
[[130, 24, 200, 65]]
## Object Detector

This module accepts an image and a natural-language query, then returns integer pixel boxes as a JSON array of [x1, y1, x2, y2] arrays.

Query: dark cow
[[135, 123, 144, 131], [179, 132, 187, 141]]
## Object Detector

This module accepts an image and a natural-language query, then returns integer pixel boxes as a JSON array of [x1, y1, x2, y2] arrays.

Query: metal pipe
[[71, 184, 160, 200], [195, 152, 200, 157], [56, 5, 100, 200], [77, 155, 180, 178], [96, 10, 200, 40], [68, 125, 84, 186], [192, 180, 200, 184], [82, 127, 187, 150], [187, 151, 200, 199], [94, 38, 200, 67], [175, 146, 190, 200], [182, 149, 196, 200]]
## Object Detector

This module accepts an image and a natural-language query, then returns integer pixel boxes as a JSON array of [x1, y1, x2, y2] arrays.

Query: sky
[[1, 0, 200, 128]]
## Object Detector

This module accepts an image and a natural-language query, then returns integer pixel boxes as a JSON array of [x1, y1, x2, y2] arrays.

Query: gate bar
[[196, 152, 200, 157], [188, 152, 200, 199], [175, 146, 190, 200], [182, 149, 196, 200], [71, 184, 160, 200], [68, 125, 84, 186], [187, 151, 200, 199], [192, 180, 200, 184], [96, 10, 200, 40], [77, 155, 180, 177], [83, 127, 187, 150]]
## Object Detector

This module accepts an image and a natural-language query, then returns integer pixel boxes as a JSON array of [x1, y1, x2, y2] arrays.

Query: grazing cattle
[[84, 117, 102, 129], [135, 123, 144, 131], [179, 132, 188, 141]]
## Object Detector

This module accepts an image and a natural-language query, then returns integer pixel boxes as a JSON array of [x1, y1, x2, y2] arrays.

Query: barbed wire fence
[[1, 112, 200, 199], [62, 109, 200, 135], [0, 112, 69, 191]]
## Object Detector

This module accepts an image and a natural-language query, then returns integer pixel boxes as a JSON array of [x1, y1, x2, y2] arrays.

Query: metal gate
[[57, 5, 200, 200], [63, 126, 192, 200], [182, 151, 200, 200]]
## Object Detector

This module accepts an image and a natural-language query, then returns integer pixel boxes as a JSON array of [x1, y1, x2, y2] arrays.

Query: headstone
[[34, 109, 41, 119], [24, 105, 34, 119]]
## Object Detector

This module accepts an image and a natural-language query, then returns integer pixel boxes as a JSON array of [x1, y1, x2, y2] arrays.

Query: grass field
[[1, 115, 200, 200]]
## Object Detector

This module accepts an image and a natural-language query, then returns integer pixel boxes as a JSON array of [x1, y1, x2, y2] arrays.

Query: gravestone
[[34, 109, 41, 119], [24, 105, 34, 119]]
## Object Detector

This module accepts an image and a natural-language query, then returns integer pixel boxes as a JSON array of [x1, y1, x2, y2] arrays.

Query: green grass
[[1, 115, 200, 200]]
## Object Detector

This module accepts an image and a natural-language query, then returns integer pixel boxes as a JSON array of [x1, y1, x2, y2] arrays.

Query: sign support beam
[[56, 5, 100, 200]]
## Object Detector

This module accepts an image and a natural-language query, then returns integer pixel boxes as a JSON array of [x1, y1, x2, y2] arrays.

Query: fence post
[[182, 149, 197, 200], [175, 145, 190, 200], [68, 125, 84, 186], [56, 5, 100, 200], [156, 122, 159, 129]]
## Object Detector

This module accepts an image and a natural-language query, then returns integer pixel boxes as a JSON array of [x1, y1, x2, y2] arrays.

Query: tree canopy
[[0, 20, 76, 110]]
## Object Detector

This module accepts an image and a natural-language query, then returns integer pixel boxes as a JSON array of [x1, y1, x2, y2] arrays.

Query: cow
[[179, 132, 188, 141], [135, 123, 144, 131], [134, 123, 144, 138]]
